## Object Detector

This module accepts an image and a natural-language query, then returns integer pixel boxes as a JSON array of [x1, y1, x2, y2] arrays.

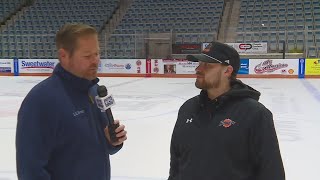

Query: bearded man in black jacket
[[168, 41, 285, 180]]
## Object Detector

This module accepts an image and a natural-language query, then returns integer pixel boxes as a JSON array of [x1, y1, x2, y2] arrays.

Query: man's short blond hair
[[56, 23, 98, 56]]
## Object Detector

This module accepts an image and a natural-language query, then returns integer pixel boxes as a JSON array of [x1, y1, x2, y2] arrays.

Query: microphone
[[95, 85, 119, 143]]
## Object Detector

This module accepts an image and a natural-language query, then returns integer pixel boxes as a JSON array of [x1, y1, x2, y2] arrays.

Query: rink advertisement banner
[[305, 59, 320, 75], [18, 59, 59, 73], [249, 59, 298, 75], [99, 59, 146, 74], [0, 59, 13, 73], [226, 43, 268, 54], [151, 59, 198, 74], [151, 59, 162, 74], [238, 59, 249, 74]]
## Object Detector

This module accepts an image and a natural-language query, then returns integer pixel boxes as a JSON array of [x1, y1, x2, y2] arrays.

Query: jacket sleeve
[[107, 142, 123, 155], [16, 95, 56, 180], [250, 107, 285, 180], [168, 109, 182, 180], [168, 127, 179, 180]]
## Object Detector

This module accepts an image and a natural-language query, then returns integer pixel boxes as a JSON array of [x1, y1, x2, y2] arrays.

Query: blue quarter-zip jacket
[[16, 63, 122, 180]]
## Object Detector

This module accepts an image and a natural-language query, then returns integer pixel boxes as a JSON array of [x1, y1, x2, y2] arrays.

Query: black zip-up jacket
[[168, 79, 285, 180]]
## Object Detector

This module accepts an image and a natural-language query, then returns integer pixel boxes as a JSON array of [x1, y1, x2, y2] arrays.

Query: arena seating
[[0, 0, 319, 58], [105, 0, 224, 58], [0, 0, 25, 23], [0, 0, 118, 58], [236, 0, 320, 56]]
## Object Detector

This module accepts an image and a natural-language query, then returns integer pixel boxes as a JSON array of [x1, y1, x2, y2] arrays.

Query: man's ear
[[58, 48, 68, 65], [58, 48, 65, 59], [224, 65, 234, 76]]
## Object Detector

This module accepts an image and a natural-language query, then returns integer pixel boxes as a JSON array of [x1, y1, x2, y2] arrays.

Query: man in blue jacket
[[16, 23, 127, 180]]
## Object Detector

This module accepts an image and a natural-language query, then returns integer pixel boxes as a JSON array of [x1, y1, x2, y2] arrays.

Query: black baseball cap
[[186, 41, 240, 74]]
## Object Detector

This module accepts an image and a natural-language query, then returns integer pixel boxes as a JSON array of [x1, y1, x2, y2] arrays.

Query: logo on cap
[[202, 43, 212, 53]]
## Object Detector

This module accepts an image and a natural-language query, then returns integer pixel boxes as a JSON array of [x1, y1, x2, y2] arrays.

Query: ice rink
[[0, 76, 319, 180]]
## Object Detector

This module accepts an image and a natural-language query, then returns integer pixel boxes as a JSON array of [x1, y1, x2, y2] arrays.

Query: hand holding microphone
[[95, 85, 127, 146], [104, 120, 127, 146]]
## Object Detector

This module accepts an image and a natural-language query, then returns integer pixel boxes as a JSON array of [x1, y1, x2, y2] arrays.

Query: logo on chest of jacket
[[219, 118, 236, 128], [186, 118, 193, 123], [73, 110, 85, 117]]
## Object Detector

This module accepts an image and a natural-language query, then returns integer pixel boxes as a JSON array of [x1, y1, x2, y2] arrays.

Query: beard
[[195, 73, 221, 90]]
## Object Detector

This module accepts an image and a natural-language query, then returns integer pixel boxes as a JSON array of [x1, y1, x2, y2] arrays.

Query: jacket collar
[[198, 79, 260, 109], [199, 90, 225, 109], [53, 63, 99, 93]]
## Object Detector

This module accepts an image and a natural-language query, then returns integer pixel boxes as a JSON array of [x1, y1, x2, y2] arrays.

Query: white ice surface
[[0, 77, 319, 180]]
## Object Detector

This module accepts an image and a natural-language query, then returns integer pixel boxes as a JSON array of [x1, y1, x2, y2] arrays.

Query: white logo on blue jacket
[[73, 110, 85, 117]]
